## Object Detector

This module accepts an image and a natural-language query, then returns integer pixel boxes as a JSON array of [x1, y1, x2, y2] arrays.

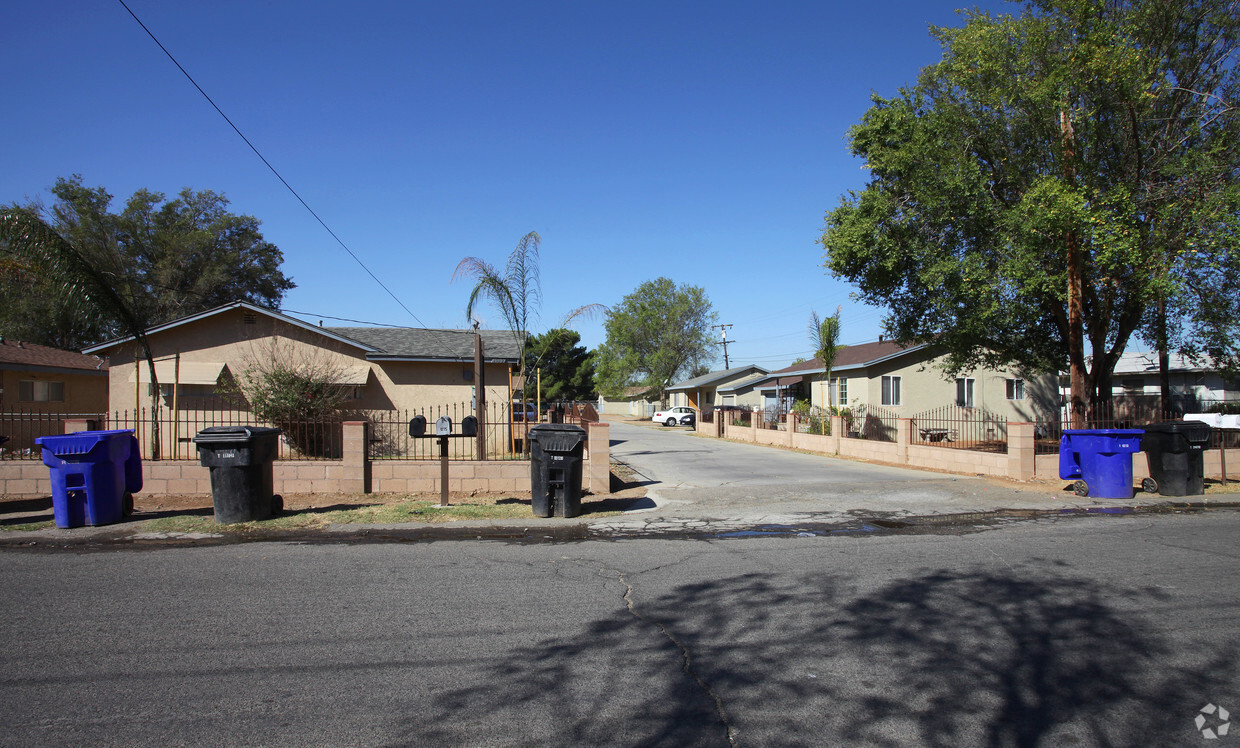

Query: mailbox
[[461, 415, 478, 437], [435, 416, 453, 436], [409, 415, 427, 437]]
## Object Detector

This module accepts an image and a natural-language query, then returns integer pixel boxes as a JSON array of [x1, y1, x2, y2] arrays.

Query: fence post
[[586, 421, 610, 494], [64, 418, 96, 434], [342, 421, 370, 494], [830, 415, 843, 455], [898, 418, 912, 465], [787, 412, 796, 447], [1007, 421, 1035, 481], [750, 409, 759, 442]]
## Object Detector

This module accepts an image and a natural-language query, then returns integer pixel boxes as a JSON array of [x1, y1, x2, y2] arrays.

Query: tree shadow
[[393, 562, 1233, 746]]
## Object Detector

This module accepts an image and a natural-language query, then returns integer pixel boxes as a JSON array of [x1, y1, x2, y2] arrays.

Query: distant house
[[666, 365, 769, 411], [82, 301, 522, 421], [0, 338, 108, 413], [750, 339, 1058, 423], [1101, 352, 1235, 409], [598, 386, 657, 418]]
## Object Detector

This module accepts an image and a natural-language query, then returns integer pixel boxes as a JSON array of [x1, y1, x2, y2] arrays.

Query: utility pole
[[713, 324, 734, 369]]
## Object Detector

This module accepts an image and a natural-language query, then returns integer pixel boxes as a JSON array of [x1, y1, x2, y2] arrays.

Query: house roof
[[0, 338, 107, 375], [667, 365, 770, 392], [82, 301, 523, 363], [328, 327, 522, 362], [1111, 351, 1217, 375], [747, 339, 929, 389]]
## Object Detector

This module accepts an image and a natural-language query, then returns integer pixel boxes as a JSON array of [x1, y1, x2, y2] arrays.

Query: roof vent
[[243, 313, 257, 325]]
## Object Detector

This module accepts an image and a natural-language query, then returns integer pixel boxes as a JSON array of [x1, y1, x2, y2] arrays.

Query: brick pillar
[[751, 409, 759, 442], [342, 421, 370, 494], [711, 410, 723, 438], [788, 412, 796, 447], [586, 421, 610, 494], [1007, 422, 1035, 481], [898, 418, 912, 465], [64, 418, 96, 433], [830, 415, 843, 454]]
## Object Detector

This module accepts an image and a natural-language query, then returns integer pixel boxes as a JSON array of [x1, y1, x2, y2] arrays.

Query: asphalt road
[[3, 509, 1239, 746]]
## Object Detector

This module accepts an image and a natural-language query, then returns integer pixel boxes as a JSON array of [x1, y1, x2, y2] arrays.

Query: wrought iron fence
[[0, 410, 105, 460], [106, 407, 345, 461], [847, 404, 900, 443], [911, 405, 1009, 453], [368, 403, 530, 461]]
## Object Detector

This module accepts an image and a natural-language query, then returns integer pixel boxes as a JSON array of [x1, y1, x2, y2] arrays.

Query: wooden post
[[439, 436, 450, 506], [474, 333, 486, 460]]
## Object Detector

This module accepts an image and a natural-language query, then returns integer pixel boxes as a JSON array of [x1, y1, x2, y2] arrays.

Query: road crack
[[613, 568, 738, 746]]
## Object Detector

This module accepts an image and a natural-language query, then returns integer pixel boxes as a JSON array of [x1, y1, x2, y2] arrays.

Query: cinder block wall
[[0, 419, 611, 498]]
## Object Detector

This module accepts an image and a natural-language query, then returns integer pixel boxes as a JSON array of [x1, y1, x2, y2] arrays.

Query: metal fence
[[106, 407, 345, 461], [0, 410, 104, 460], [847, 404, 901, 443], [368, 403, 530, 461], [912, 405, 1009, 453]]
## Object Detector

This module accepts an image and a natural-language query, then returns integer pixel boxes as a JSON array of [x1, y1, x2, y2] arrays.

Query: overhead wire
[[114, 0, 471, 356]]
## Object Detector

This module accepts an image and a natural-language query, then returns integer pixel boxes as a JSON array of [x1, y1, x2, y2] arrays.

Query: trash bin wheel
[[122, 492, 134, 517], [1072, 480, 1089, 497], [271, 494, 284, 517], [1142, 477, 1158, 494]]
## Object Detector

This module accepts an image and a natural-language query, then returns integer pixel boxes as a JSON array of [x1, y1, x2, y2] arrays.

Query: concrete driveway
[[604, 420, 1108, 526]]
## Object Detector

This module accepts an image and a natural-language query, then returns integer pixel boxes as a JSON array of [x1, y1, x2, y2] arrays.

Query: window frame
[[1005, 378, 1025, 401], [881, 375, 902, 406], [955, 377, 976, 408], [19, 380, 65, 403]]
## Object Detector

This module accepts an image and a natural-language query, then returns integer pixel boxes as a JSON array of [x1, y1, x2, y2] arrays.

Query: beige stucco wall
[[99, 308, 513, 416], [1, 369, 108, 413], [805, 348, 1057, 421]]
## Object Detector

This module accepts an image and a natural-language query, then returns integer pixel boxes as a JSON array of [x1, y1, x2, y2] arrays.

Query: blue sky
[[4, 0, 1013, 370]]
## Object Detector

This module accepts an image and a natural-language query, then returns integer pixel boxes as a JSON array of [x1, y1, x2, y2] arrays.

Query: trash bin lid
[[529, 423, 587, 450], [1143, 421, 1212, 440], [193, 425, 283, 444]]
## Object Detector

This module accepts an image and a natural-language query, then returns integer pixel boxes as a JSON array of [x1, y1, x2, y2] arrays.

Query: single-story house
[[0, 338, 108, 413], [598, 386, 658, 418], [751, 339, 1059, 423], [82, 301, 523, 432], [666, 365, 769, 411], [1090, 351, 1239, 409]]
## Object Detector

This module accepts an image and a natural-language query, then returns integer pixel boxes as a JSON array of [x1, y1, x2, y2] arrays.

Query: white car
[[652, 406, 696, 427]]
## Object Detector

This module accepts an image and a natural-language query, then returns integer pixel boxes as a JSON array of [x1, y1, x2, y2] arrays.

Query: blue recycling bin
[[1059, 429, 1144, 499], [36, 430, 142, 528]]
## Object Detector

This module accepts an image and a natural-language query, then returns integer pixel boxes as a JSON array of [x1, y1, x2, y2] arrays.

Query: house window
[[830, 377, 848, 406], [1006, 378, 1025, 400], [1122, 378, 1145, 394], [956, 377, 975, 408], [20, 380, 64, 403], [881, 375, 901, 406]]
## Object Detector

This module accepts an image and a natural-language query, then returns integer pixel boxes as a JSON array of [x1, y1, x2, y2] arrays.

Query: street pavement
[[3, 508, 1239, 746]]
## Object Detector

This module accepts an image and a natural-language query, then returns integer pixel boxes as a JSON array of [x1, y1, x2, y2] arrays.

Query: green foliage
[[526, 328, 596, 402], [222, 338, 353, 457], [820, 0, 1240, 398], [454, 232, 604, 399], [0, 175, 293, 350], [594, 277, 718, 404]]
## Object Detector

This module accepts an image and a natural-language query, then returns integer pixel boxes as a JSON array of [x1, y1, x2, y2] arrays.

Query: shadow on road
[[405, 562, 1232, 746]]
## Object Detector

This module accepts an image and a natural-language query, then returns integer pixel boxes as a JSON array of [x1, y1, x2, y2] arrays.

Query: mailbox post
[[409, 414, 479, 506]]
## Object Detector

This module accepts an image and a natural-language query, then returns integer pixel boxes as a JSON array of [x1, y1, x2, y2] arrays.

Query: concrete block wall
[[0, 418, 612, 498]]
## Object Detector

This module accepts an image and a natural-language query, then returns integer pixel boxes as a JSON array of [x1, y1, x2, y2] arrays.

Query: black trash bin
[[1141, 421, 1212, 496], [528, 423, 587, 518], [193, 426, 283, 523]]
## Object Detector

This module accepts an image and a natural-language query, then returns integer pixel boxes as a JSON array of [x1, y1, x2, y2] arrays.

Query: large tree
[[820, 0, 1240, 426], [525, 328, 596, 403], [594, 277, 718, 405], [1, 175, 294, 350]]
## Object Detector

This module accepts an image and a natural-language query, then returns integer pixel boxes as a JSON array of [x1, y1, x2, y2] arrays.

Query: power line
[[115, 0, 449, 343]]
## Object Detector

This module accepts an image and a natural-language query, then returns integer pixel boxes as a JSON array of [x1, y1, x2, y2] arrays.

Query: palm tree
[[454, 231, 603, 402], [0, 207, 162, 457], [808, 307, 842, 411]]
